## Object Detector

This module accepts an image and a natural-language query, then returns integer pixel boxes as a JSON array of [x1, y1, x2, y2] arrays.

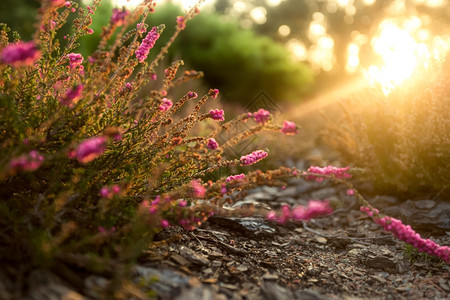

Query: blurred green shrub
[[325, 61, 450, 198], [149, 3, 313, 104]]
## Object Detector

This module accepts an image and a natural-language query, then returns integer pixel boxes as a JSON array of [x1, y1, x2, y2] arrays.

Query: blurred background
[[3, 0, 450, 103], [2, 0, 449, 197]]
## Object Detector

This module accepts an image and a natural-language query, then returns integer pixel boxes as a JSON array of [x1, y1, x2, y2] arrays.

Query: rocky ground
[[7, 176, 449, 300]]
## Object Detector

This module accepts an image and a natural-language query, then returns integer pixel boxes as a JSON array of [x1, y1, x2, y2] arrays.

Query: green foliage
[[325, 61, 450, 198], [149, 3, 313, 103]]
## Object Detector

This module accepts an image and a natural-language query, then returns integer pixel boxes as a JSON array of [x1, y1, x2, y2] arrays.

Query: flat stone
[[261, 282, 293, 300], [315, 236, 327, 244], [179, 246, 210, 266], [363, 255, 398, 273], [237, 264, 249, 272], [170, 253, 191, 266], [135, 266, 190, 298], [295, 289, 331, 300], [398, 200, 450, 231], [263, 273, 279, 280]]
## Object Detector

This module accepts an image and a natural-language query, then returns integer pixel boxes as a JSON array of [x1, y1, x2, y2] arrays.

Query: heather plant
[[324, 60, 450, 198], [0, 1, 448, 297]]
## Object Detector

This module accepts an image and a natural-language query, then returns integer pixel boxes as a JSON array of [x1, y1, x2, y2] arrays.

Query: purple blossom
[[190, 179, 205, 198], [209, 88, 219, 99], [307, 166, 352, 182], [0, 41, 41, 67], [176, 16, 186, 30], [75, 136, 107, 164], [253, 109, 270, 124], [187, 91, 198, 99], [281, 120, 298, 135], [226, 174, 246, 182], [159, 98, 173, 111], [59, 85, 83, 107], [110, 8, 129, 26], [136, 27, 160, 62], [206, 138, 219, 150], [267, 200, 333, 224], [9, 150, 44, 172], [209, 109, 224, 121], [66, 53, 83, 69], [240, 150, 268, 166], [361, 206, 450, 263], [161, 219, 170, 228]]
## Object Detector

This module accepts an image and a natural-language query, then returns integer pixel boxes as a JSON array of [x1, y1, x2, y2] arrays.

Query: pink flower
[[347, 189, 354, 195], [176, 16, 186, 30], [209, 88, 219, 99], [50, 0, 65, 7], [240, 150, 268, 166], [253, 109, 270, 124], [161, 219, 170, 228], [226, 174, 246, 182], [207, 138, 219, 150], [159, 98, 173, 111], [100, 187, 109, 198], [209, 109, 224, 121], [281, 120, 298, 135], [190, 179, 205, 198], [267, 200, 333, 224], [75, 136, 107, 164], [361, 206, 450, 263], [187, 91, 198, 99], [59, 84, 83, 107], [66, 53, 83, 69], [305, 200, 333, 220], [136, 26, 160, 62], [110, 8, 129, 26], [0, 41, 41, 67], [220, 184, 227, 194], [9, 150, 44, 172], [179, 200, 187, 207], [307, 166, 352, 182], [267, 211, 277, 221]]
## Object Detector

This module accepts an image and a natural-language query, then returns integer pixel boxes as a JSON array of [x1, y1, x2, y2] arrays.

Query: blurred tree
[[0, 0, 40, 40], [149, 3, 313, 103]]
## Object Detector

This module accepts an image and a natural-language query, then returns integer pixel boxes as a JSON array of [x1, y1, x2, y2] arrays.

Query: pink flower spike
[[190, 179, 205, 198], [66, 53, 83, 69], [207, 138, 219, 150], [347, 189, 354, 195], [209, 88, 219, 99], [281, 120, 298, 135], [112, 185, 121, 194], [110, 8, 129, 26], [187, 91, 198, 99], [75, 136, 107, 164], [226, 174, 246, 182], [209, 109, 225, 121], [159, 98, 173, 111], [253, 109, 271, 125], [9, 150, 44, 172], [60, 84, 83, 107], [220, 184, 227, 194], [240, 150, 268, 166], [136, 26, 160, 62], [179, 200, 187, 207], [161, 219, 170, 228], [0, 41, 41, 67], [176, 16, 186, 30], [267, 211, 277, 221], [305, 200, 333, 220], [100, 187, 109, 198]]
